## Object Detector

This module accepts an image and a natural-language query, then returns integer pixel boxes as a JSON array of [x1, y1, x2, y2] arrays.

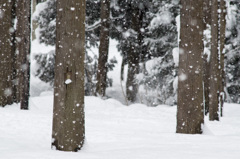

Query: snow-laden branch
[[86, 13, 126, 32], [86, 20, 101, 32]]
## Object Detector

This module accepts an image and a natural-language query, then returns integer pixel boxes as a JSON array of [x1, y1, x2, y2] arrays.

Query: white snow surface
[[0, 96, 240, 159], [4, 28, 238, 158]]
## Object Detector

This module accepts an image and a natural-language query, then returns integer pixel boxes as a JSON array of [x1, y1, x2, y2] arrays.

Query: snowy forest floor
[[0, 96, 240, 159], [0, 40, 240, 158]]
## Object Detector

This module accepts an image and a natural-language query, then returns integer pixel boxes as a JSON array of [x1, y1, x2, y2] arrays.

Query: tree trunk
[[126, 7, 143, 103], [219, 0, 226, 117], [203, 54, 210, 115], [52, 0, 86, 152], [176, 0, 204, 134], [120, 56, 125, 81], [0, 1, 15, 107], [203, 0, 211, 29], [15, 0, 31, 110], [209, 0, 220, 121], [203, 0, 211, 115], [96, 0, 111, 97]]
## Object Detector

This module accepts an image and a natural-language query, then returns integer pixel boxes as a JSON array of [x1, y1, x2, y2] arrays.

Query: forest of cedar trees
[[0, 0, 239, 154]]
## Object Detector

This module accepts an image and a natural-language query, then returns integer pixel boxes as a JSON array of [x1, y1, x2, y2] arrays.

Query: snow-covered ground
[[0, 96, 240, 159], [0, 39, 239, 158]]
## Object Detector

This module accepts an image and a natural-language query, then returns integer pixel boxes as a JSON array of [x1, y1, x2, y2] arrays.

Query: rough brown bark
[[126, 7, 143, 103], [52, 0, 86, 151], [203, 54, 210, 115], [0, 1, 15, 107], [15, 0, 31, 110], [203, 0, 211, 29], [219, 0, 226, 117], [11, 0, 18, 104], [203, 0, 211, 115], [176, 0, 204, 134], [209, 0, 220, 121], [96, 0, 111, 97]]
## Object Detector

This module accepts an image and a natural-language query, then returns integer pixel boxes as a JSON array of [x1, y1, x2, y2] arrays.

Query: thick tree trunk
[[219, 0, 226, 117], [126, 7, 143, 103], [209, 0, 220, 121], [0, 1, 15, 107], [96, 0, 111, 97], [15, 0, 31, 110], [176, 0, 204, 134], [52, 0, 86, 152]]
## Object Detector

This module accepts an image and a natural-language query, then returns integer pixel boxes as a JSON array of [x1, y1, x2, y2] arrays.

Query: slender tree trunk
[[209, 0, 220, 121], [176, 0, 204, 134], [52, 0, 86, 152], [126, 7, 143, 103], [120, 56, 125, 81], [15, 0, 31, 110], [96, 0, 111, 97], [0, 1, 15, 107], [203, 54, 210, 115], [203, 0, 211, 115], [219, 0, 226, 117]]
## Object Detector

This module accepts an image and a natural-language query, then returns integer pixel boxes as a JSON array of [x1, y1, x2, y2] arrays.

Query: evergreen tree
[[34, 51, 55, 85], [208, 0, 227, 121], [96, 0, 111, 97], [0, 1, 15, 107], [225, 0, 240, 104], [110, 0, 179, 105], [15, 0, 31, 110], [209, 0, 220, 121], [219, 0, 227, 116], [34, 0, 56, 46], [33, 0, 100, 48], [109, 0, 151, 103], [33, 0, 116, 96], [145, 0, 179, 58], [33, 0, 189, 107], [176, 0, 204, 134], [125, 2, 146, 103], [203, 0, 211, 115], [137, 0, 179, 106], [52, 0, 85, 152]]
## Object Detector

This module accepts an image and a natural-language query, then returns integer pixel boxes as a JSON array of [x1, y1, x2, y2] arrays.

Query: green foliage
[[137, 0, 179, 106], [33, 0, 117, 96], [225, 1, 240, 103]]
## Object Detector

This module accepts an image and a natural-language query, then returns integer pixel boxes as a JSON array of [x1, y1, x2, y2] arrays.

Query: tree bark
[[120, 56, 125, 81], [219, 0, 226, 117], [203, 54, 210, 115], [209, 0, 220, 121], [203, 0, 211, 29], [15, 0, 31, 110], [126, 7, 143, 103], [52, 0, 86, 151], [203, 0, 211, 115], [96, 0, 111, 97], [0, 1, 15, 107], [176, 0, 204, 134], [10, 0, 18, 104]]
